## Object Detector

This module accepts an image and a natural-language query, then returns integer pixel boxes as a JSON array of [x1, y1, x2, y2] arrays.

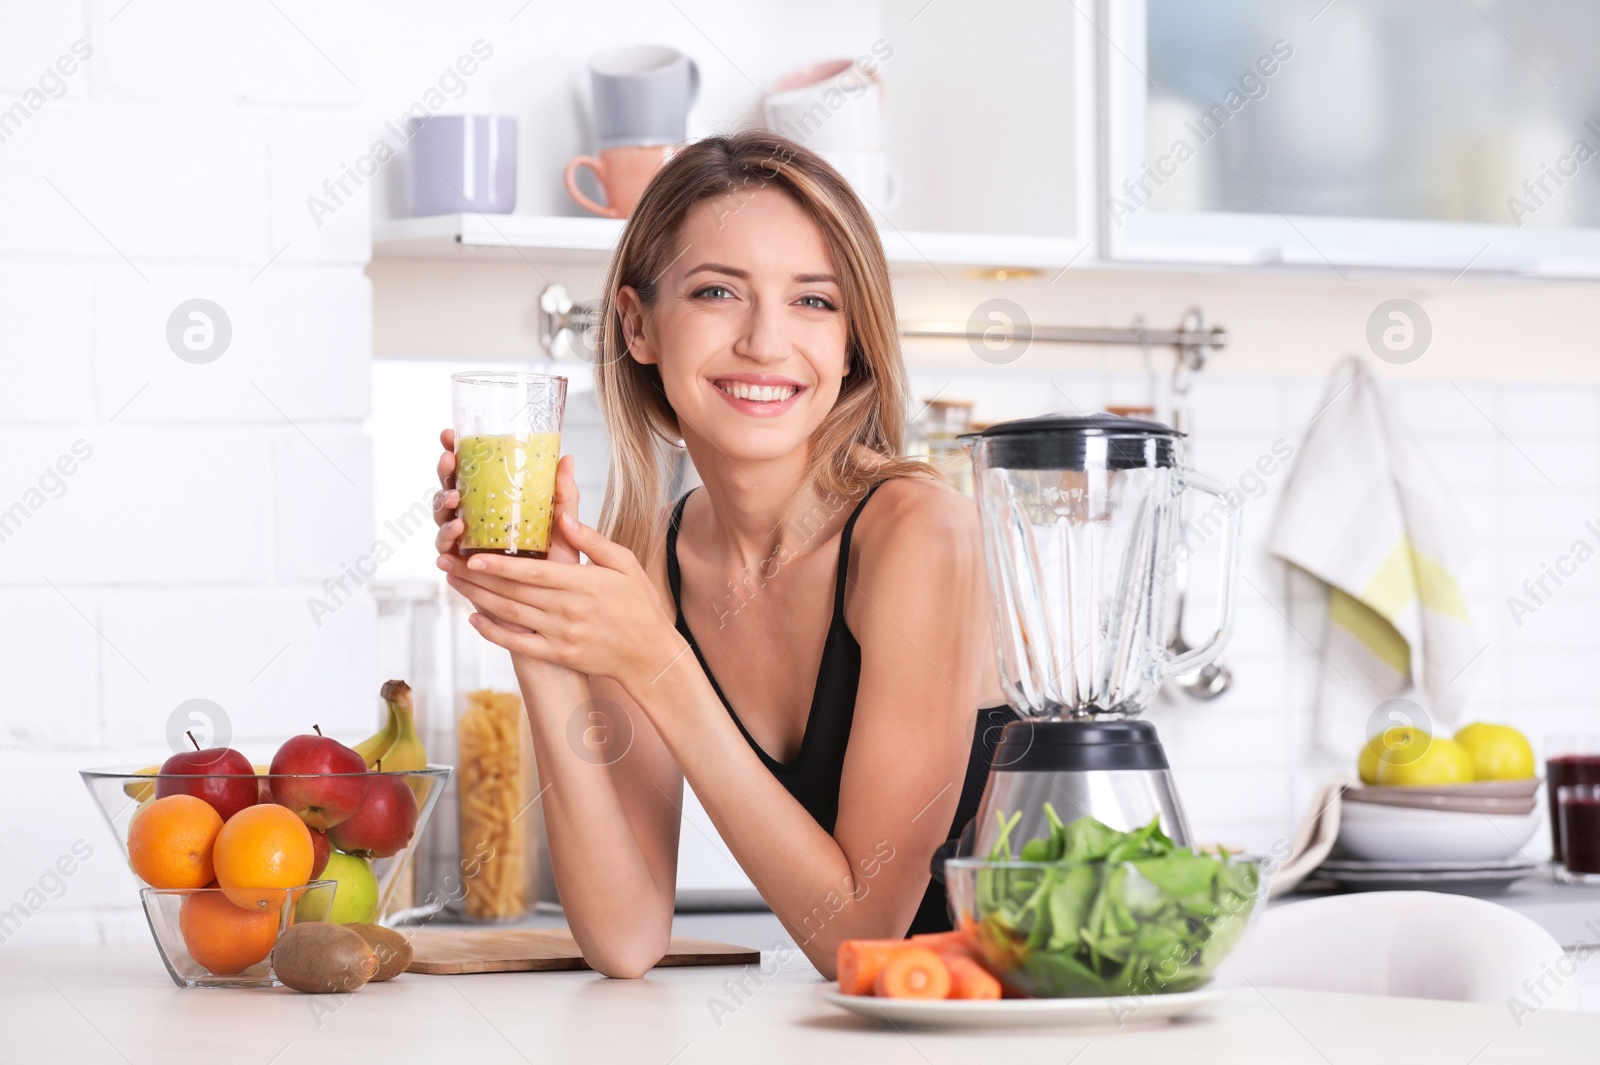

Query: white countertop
[[4, 911, 1598, 1065]]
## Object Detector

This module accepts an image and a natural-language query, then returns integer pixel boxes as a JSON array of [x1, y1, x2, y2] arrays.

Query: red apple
[[155, 738, 258, 822], [268, 726, 369, 830], [327, 774, 418, 858], [308, 827, 332, 880]]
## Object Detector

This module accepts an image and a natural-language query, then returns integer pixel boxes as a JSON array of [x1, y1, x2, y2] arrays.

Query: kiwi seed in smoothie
[[455, 433, 561, 557]]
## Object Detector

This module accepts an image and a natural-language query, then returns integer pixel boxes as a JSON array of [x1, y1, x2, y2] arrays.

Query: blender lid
[[960, 413, 1183, 471]]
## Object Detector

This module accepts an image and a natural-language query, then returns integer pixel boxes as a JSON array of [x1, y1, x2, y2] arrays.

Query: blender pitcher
[[956, 414, 1241, 857]]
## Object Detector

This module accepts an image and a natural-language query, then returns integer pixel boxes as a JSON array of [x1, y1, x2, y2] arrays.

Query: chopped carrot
[[938, 951, 1001, 1000], [837, 939, 908, 996], [910, 929, 978, 956], [874, 948, 952, 1000]]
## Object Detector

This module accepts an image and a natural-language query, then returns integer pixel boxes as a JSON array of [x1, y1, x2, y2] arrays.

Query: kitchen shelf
[[371, 213, 1090, 271]]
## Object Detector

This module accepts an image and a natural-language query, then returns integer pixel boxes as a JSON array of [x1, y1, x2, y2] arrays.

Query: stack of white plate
[[1321, 779, 1543, 892], [1316, 857, 1539, 894]]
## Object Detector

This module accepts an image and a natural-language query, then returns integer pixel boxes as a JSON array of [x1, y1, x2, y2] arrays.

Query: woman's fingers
[[555, 513, 639, 573], [436, 429, 456, 491], [539, 454, 582, 564], [460, 551, 587, 589], [432, 487, 459, 528], [468, 610, 560, 663], [448, 574, 559, 634], [434, 516, 463, 555], [442, 557, 570, 610]]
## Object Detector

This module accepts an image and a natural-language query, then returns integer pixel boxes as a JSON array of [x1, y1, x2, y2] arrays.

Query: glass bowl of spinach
[[944, 807, 1266, 998]]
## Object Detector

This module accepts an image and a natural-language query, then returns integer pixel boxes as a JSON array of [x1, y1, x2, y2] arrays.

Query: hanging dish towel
[[1268, 356, 1477, 755]]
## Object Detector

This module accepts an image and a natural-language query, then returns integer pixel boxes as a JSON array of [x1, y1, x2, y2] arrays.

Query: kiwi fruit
[[273, 923, 378, 994], [347, 923, 413, 981]]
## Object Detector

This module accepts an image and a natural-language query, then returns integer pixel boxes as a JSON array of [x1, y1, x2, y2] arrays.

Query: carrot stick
[[873, 948, 952, 1000], [910, 929, 978, 955], [938, 951, 1001, 1000], [837, 939, 908, 996]]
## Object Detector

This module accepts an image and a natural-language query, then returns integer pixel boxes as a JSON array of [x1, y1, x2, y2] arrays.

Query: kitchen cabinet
[[370, 1, 1600, 280], [371, 0, 1094, 270], [1105, 0, 1600, 276]]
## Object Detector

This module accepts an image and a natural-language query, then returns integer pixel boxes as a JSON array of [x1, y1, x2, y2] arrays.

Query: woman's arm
[[506, 661, 684, 978], [434, 435, 682, 978], [448, 479, 988, 978]]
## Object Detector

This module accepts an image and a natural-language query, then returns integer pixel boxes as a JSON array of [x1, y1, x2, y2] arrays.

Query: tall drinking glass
[[1546, 734, 1600, 865], [451, 372, 567, 558]]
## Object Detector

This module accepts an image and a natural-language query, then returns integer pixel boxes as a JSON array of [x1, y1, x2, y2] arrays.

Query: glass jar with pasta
[[455, 688, 539, 920]]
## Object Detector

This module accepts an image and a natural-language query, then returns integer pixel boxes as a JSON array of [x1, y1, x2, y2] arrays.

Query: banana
[[375, 680, 426, 773], [123, 764, 160, 802], [350, 699, 400, 768]]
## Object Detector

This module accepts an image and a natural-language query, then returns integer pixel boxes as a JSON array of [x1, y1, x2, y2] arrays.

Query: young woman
[[433, 131, 1011, 979]]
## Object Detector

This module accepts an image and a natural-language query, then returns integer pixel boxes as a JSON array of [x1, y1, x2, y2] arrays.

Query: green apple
[[297, 851, 379, 924]]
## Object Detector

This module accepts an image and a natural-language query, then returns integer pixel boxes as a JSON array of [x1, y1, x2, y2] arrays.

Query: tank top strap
[[832, 480, 887, 620], [665, 488, 694, 615]]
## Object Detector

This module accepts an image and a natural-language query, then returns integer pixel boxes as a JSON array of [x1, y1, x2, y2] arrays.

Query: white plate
[[817, 987, 1225, 1029], [1319, 857, 1535, 873], [1336, 803, 1539, 863], [1316, 865, 1538, 894]]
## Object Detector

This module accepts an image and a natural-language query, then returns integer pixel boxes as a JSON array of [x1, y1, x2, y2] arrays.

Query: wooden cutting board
[[404, 927, 761, 975]]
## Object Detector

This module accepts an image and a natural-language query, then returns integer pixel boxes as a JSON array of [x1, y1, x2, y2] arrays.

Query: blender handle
[[1162, 469, 1240, 676]]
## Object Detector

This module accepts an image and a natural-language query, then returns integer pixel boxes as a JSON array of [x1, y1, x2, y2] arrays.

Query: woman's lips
[[710, 378, 804, 417]]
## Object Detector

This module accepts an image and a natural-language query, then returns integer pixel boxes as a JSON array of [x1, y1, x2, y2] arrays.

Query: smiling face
[[616, 185, 850, 465]]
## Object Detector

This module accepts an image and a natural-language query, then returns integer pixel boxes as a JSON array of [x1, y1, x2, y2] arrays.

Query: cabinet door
[[877, 0, 1095, 267], [1105, 0, 1600, 275]]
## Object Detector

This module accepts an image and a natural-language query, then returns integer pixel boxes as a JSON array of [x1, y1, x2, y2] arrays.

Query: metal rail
[[538, 284, 1227, 374]]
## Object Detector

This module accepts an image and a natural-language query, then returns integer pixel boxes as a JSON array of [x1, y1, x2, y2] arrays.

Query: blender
[[947, 414, 1241, 860]]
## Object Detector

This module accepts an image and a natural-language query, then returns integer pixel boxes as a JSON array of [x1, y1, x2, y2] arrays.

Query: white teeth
[[717, 381, 798, 403]]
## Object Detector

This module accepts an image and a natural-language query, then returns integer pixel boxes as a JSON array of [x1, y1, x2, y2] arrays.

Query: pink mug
[[563, 145, 673, 219]]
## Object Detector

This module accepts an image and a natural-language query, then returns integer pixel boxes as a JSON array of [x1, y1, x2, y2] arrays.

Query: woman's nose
[[731, 297, 788, 363]]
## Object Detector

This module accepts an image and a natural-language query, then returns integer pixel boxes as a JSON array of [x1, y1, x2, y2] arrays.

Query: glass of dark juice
[[1546, 735, 1600, 866], [1558, 785, 1600, 881]]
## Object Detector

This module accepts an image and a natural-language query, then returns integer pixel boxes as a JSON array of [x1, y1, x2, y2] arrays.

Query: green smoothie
[[455, 433, 562, 557]]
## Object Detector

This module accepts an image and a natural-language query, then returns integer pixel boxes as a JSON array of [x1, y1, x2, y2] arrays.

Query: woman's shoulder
[[854, 475, 980, 564]]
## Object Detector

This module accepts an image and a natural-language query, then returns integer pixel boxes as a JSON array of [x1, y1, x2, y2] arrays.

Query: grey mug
[[405, 114, 517, 217], [589, 45, 699, 150]]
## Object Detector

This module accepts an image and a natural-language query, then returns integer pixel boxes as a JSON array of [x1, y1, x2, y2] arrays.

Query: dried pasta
[[457, 689, 535, 919]]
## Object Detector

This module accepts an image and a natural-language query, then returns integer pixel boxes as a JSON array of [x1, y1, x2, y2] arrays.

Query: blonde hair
[[593, 130, 935, 560]]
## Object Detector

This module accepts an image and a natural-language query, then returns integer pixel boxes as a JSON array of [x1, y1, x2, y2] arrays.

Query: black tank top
[[665, 481, 1014, 935]]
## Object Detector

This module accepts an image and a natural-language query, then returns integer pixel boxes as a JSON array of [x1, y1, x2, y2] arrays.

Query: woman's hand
[[440, 512, 684, 689], [434, 429, 584, 639]]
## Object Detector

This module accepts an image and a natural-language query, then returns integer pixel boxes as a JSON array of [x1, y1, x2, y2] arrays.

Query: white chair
[[1216, 891, 1581, 1010]]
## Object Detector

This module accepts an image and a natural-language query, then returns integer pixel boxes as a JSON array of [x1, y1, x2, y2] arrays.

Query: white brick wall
[[0, 3, 375, 948]]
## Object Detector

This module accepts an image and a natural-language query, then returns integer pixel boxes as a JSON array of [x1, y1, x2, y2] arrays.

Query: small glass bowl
[[140, 881, 336, 989], [944, 855, 1268, 999]]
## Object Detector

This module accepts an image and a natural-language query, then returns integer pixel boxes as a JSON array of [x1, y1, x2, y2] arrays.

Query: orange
[[127, 794, 223, 889], [213, 804, 314, 911], [178, 890, 280, 975]]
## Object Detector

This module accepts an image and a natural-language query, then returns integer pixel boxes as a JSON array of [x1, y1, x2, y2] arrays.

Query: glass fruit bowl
[[81, 765, 451, 926], [944, 853, 1267, 999], [141, 881, 336, 988]]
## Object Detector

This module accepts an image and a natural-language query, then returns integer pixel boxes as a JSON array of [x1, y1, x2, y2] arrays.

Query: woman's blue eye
[[799, 295, 837, 311], [694, 285, 733, 300]]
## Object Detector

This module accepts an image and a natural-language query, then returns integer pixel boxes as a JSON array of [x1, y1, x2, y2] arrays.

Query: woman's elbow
[[584, 936, 670, 979]]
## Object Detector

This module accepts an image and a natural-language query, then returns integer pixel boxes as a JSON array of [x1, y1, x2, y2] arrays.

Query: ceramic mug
[[564, 144, 672, 219], [405, 115, 517, 217], [763, 58, 883, 152], [589, 45, 699, 150], [819, 148, 900, 211]]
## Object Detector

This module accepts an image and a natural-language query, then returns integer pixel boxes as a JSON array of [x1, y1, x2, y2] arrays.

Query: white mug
[[762, 59, 883, 152], [820, 149, 900, 211]]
